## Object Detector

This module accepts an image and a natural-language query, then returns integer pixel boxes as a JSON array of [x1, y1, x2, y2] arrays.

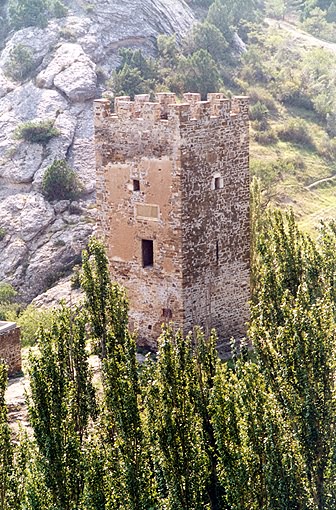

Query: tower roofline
[[94, 92, 249, 126]]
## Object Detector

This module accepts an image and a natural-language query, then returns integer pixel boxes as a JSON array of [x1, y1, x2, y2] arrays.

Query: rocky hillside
[[0, 0, 194, 301]]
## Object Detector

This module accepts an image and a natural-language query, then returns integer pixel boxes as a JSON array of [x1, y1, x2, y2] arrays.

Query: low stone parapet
[[0, 321, 21, 376]]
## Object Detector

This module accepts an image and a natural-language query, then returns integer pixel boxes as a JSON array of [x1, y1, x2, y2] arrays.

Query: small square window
[[133, 179, 140, 191], [142, 239, 153, 267], [214, 177, 221, 189]]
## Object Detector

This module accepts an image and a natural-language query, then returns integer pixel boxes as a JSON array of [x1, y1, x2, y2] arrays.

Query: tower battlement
[[94, 93, 249, 126]]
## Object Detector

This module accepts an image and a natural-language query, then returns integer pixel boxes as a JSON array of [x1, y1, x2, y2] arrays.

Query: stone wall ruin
[[0, 321, 21, 376], [94, 92, 250, 347]]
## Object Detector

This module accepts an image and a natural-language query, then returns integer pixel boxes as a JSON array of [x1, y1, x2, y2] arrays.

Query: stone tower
[[94, 92, 250, 347]]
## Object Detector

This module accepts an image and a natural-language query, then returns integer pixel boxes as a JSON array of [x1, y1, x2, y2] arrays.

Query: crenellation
[[141, 102, 161, 121], [95, 94, 249, 130], [231, 96, 249, 120]]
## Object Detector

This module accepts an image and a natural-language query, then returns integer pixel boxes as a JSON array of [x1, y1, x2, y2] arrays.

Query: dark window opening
[[161, 112, 168, 120], [162, 308, 173, 319], [133, 179, 140, 191], [142, 239, 154, 268], [148, 324, 152, 330], [216, 241, 219, 264], [214, 177, 221, 190]]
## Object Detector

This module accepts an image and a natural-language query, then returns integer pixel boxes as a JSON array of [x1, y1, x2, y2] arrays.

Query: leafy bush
[[51, 0, 67, 18], [8, 0, 49, 29], [249, 101, 268, 121], [0, 227, 6, 241], [3, 44, 36, 82], [248, 87, 277, 111], [14, 120, 60, 144], [0, 282, 17, 303], [15, 304, 54, 347], [0, 282, 18, 321], [8, 0, 67, 29], [42, 160, 82, 201], [111, 48, 158, 98], [277, 120, 315, 148], [254, 129, 278, 145], [318, 136, 336, 161]]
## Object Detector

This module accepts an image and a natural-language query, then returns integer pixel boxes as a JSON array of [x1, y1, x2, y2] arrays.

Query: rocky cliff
[[0, 0, 194, 301]]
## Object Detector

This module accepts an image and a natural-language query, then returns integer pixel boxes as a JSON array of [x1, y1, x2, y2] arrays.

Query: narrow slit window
[[214, 177, 221, 190], [142, 239, 154, 268], [216, 241, 219, 264], [162, 308, 173, 319], [133, 179, 140, 191]]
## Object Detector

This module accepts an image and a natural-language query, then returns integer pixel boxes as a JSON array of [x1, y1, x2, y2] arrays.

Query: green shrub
[[0, 282, 17, 303], [8, 0, 48, 29], [51, 0, 67, 18], [42, 160, 82, 201], [318, 136, 336, 161], [254, 129, 278, 145], [16, 304, 54, 347], [71, 266, 81, 289], [3, 44, 36, 82], [250, 101, 268, 121], [0, 227, 6, 241], [14, 120, 60, 144], [277, 120, 315, 148], [248, 87, 277, 111]]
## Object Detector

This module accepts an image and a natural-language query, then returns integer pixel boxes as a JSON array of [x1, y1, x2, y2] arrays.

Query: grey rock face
[[0, 0, 194, 301]]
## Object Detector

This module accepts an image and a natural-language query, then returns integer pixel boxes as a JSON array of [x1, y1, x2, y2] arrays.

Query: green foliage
[[0, 283, 17, 304], [14, 120, 60, 145], [187, 21, 229, 62], [81, 237, 157, 509], [170, 49, 222, 99], [14, 305, 54, 347], [0, 362, 19, 509], [0, 228, 6, 241], [50, 0, 68, 18], [277, 119, 315, 148], [143, 329, 216, 509], [42, 160, 82, 202], [3, 44, 36, 82], [249, 100, 268, 121], [251, 209, 336, 508], [8, 0, 67, 29], [27, 306, 97, 509], [111, 48, 158, 98], [8, 0, 49, 29]]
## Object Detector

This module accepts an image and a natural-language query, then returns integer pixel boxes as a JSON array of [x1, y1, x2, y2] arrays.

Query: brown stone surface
[[94, 92, 250, 347], [0, 322, 22, 375]]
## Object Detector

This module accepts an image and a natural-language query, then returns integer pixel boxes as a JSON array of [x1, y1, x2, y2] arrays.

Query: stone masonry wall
[[94, 92, 250, 346], [180, 94, 250, 341], [94, 94, 185, 346], [0, 322, 21, 375]]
